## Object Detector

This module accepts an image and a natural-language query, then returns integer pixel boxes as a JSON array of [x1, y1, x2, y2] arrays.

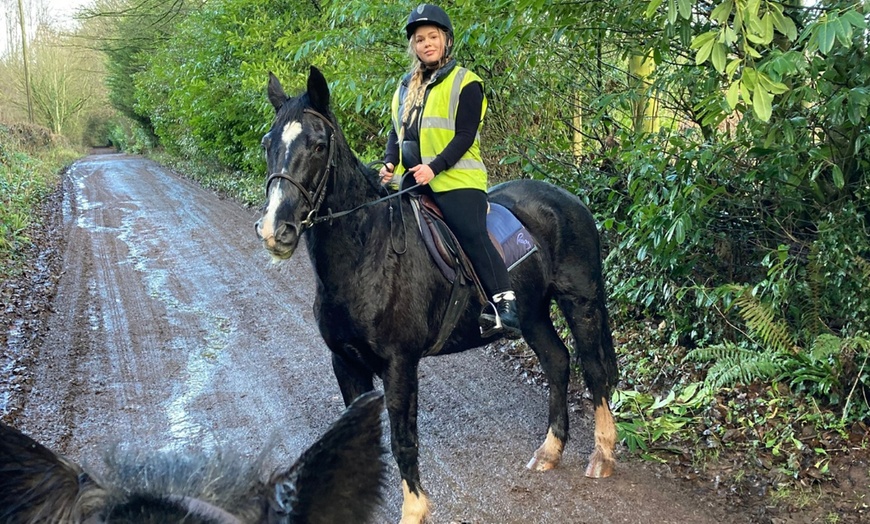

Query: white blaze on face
[[260, 120, 303, 240]]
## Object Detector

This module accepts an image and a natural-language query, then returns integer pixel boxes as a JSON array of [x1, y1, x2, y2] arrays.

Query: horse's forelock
[[273, 95, 303, 131]]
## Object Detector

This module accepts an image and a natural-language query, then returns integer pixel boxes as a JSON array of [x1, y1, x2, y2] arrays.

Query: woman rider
[[379, 3, 521, 338]]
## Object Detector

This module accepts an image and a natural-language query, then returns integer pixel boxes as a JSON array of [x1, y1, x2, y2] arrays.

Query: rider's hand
[[408, 164, 435, 185], [379, 163, 394, 184]]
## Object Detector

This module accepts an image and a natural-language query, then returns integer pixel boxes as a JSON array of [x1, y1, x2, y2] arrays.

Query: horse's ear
[[268, 72, 288, 112], [268, 391, 386, 522], [307, 65, 330, 113], [0, 422, 106, 521]]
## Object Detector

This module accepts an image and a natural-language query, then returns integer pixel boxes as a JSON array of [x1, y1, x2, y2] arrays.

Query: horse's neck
[[327, 156, 381, 209]]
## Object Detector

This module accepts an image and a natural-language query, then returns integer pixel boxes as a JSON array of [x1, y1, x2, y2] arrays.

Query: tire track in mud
[[11, 153, 751, 523]]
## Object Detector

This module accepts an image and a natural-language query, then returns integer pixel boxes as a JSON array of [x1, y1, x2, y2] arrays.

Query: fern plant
[[686, 342, 786, 389], [688, 282, 870, 422]]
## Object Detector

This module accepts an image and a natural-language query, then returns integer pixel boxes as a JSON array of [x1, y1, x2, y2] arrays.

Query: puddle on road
[[67, 159, 235, 452], [0, 320, 26, 416]]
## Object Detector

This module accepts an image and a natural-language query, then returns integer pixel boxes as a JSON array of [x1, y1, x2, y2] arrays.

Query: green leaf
[[710, 0, 733, 24], [711, 43, 727, 73], [753, 83, 773, 121], [832, 165, 845, 189], [742, 67, 758, 90], [757, 71, 788, 95], [725, 58, 741, 77], [678, 0, 692, 20], [817, 19, 836, 55], [835, 17, 853, 47], [761, 12, 774, 42], [720, 26, 738, 45], [645, 0, 664, 18], [847, 88, 869, 125], [691, 31, 717, 49], [744, 43, 762, 59], [741, 81, 753, 106], [771, 9, 798, 41], [668, 0, 678, 25], [747, 12, 762, 34], [695, 39, 715, 65], [726, 80, 740, 109], [841, 9, 867, 29], [651, 390, 675, 410], [746, 0, 761, 16]]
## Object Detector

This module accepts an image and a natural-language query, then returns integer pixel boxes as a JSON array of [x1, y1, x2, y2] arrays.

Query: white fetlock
[[400, 480, 430, 524]]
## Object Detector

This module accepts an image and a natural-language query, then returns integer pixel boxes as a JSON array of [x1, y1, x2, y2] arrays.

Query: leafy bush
[[107, 118, 156, 154], [0, 124, 75, 270]]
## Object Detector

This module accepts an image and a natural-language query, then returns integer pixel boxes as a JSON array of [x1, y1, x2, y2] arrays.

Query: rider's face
[[413, 25, 446, 66]]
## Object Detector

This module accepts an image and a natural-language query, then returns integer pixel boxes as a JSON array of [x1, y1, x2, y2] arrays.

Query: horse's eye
[[315, 144, 326, 153]]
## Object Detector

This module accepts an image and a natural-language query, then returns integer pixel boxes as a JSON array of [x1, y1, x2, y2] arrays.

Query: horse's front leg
[[382, 356, 430, 524], [332, 347, 375, 406]]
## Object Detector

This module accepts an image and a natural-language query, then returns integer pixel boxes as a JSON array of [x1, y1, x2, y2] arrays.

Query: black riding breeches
[[430, 188, 511, 297]]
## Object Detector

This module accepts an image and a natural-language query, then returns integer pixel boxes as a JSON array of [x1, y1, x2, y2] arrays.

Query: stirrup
[[479, 301, 521, 339]]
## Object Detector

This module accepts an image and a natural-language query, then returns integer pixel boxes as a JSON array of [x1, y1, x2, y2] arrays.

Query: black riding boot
[[480, 295, 522, 339]]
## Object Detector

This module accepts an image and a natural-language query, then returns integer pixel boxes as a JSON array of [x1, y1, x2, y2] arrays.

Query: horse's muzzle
[[255, 218, 299, 259]]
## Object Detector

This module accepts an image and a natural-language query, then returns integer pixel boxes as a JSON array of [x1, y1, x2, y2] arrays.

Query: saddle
[[411, 194, 538, 285]]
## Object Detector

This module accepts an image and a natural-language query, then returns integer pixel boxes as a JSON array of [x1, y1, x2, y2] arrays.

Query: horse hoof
[[400, 480, 430, 524], [526, 454, 559, 471], [584, 449, 615, 478], [526, 429, 564, 471]]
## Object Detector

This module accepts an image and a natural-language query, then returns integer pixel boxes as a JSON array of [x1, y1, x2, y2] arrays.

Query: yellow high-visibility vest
[[391, 66, 488, 192]]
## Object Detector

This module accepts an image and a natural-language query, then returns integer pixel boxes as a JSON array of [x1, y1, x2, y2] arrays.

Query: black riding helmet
[[405, 4, 454, 43]]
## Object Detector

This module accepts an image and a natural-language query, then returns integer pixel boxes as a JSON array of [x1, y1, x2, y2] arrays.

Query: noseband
[[265, 108, 336, 230]]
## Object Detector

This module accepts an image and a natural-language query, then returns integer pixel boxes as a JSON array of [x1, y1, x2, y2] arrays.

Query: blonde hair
[[398, 27, 451, 144]]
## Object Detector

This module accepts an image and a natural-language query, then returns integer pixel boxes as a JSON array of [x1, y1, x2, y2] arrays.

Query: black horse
[[256, 66, 618, 523]]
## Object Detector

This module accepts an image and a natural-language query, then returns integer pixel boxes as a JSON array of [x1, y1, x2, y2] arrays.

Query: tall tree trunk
[[629, 52, 658, 133], [17, 0, 33, 123], [573, 90, 583, 158]]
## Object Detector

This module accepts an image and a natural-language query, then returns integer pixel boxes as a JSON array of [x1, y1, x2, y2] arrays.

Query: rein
[[265, 108, 420, 230]]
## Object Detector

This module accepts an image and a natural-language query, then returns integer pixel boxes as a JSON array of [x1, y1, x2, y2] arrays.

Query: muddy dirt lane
[[9, 153, 745, 523]]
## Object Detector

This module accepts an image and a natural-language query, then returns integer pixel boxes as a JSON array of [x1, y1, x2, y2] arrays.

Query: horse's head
[[255, 66, 336, 260]]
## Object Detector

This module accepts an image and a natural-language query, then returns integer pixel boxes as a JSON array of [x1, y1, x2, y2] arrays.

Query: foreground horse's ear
[[307, 66, 331, 114], [268, 72, 288, 112], [0, 422, 106, 521], [268, 391, 386, 523]]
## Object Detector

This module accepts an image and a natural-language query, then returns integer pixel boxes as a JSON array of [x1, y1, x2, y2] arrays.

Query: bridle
[[263, 107, 421, 231], [265, 108, 337, 230]]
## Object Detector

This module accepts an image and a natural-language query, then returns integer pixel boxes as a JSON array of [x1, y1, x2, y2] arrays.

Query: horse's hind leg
[[522, 301, 571, 471], [557, 292, 618, 478], [332, 348, 374, 406]]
